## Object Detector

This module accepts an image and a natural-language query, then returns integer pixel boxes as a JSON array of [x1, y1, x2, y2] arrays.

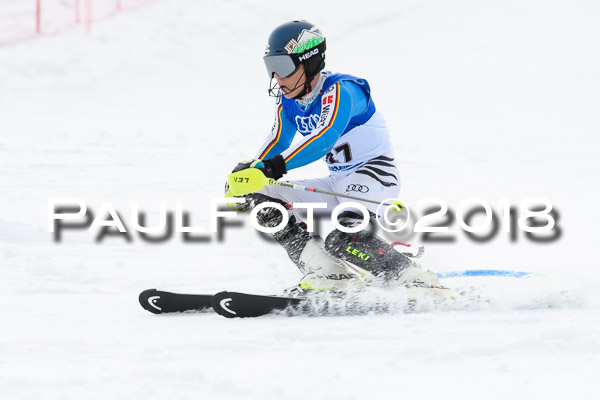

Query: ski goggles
[[263, 55, 300, 79], [264, 40, 327, 79]]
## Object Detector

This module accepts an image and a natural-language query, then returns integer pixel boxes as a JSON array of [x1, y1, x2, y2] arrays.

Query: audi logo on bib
[[346, 184, 369, 193]]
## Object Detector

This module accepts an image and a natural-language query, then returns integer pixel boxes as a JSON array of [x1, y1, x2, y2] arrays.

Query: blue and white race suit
[[256, 71, 400, 218]]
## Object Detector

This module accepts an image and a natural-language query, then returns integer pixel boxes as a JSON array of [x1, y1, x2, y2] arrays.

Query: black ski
[[210, 291, 307, 318], [139, 289, 212, 314]]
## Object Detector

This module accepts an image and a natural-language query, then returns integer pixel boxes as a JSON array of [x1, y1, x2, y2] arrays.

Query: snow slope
[[1, 0, 599, 399]]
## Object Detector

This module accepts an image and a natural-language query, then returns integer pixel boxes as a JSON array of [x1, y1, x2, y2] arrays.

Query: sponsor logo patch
[[295, 114, 320, 134], [346, 184, 369, 193]]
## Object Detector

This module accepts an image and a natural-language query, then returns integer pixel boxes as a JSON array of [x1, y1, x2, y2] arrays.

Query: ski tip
[[210, 291, 238, 318], [210, 291, 306, 318], [139, 288, 164, 314]]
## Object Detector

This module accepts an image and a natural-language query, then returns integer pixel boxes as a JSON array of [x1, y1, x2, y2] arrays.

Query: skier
[[226, 20, 443, 294]]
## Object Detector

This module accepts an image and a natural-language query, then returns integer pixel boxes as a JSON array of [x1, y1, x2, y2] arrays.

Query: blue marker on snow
[[435, 270, 542, 279]]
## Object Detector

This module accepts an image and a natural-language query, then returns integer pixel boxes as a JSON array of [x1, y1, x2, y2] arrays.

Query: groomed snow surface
[[1, 0, 599, 399]]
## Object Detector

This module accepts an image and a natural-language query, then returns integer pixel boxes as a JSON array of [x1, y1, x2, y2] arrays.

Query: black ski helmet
[[263, 20, 326, 96]]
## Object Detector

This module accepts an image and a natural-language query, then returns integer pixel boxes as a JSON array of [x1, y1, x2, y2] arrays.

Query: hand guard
[[224, 182, 252, 212]]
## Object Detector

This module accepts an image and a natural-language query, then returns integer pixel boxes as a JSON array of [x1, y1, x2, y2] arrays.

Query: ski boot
[[293, 237, 372, 293], [250, 197, 372, 295], [325, 228, 457, 302]]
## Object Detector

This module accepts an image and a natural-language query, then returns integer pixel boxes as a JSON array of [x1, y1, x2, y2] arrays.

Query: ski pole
[[268, 179, 403, 210], [228, 168, 403, 211]]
